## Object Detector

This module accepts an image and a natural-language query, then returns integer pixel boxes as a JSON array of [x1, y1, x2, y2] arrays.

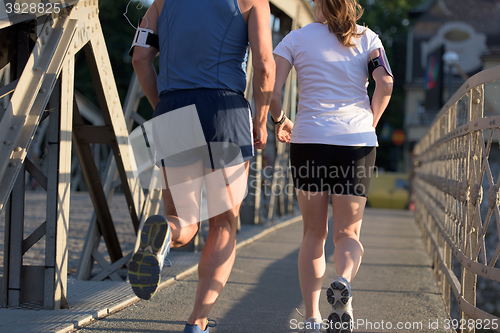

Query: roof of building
[[409, 0, 437, 17], [413, 0, 500, 40]]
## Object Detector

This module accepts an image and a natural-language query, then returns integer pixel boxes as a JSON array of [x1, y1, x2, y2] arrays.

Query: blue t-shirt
[[157, 0, 249, 95]]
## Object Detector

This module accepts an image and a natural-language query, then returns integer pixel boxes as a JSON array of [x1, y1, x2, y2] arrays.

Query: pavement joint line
[[59, 325, 75, 333], [93, 308, 108, 319], [73, 314, 93, 330], [107, 295, 142, 315], [236, 215, 303, 249], [174, 264, 199, 281], [66, 214, 303, 333]]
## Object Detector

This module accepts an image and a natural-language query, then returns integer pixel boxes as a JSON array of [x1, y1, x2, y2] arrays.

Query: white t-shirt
[[273, 23, 384, 146]]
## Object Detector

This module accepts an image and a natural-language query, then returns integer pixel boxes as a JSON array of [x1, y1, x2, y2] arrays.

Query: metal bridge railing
[[413, 65, 500, 332]]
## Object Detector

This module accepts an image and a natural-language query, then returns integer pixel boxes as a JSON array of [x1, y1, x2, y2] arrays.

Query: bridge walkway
[[0, 193, 450, 332]]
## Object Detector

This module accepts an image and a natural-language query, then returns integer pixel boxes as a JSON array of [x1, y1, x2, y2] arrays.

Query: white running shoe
[[299, 317, 323, 333], [326, 276, 353, 333]]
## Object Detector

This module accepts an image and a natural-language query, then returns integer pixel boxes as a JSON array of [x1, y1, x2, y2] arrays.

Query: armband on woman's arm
[[368, 48, 393, 81]]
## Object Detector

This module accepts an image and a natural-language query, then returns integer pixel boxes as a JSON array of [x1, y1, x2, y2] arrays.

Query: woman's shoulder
[[291, 22, 325, 34], [357, 25, 378, 39], [355, 25, 384, 49], [283, 23, 325, 42]]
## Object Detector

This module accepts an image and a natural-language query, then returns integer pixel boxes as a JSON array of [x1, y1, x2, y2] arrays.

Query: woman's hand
[[275, 117, 293, 143]]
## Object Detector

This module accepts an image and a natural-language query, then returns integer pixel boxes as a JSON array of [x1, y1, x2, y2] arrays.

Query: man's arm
[[131, 1, 161, 109], [247, 0, 275, 149]]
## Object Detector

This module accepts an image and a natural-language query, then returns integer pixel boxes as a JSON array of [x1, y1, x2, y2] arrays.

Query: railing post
[[460, 86, 484, 332], [3, 163, 25, 307]]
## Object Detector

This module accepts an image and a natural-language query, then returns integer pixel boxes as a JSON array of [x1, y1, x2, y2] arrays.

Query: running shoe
[[183, 319, 217, 333], [326, 276, 353, 333], [299, 317, 323, 333], [128, 215, 171, 300]]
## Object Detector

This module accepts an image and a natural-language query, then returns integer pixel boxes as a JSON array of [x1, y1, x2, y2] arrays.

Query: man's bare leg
[[187, 161, 249, 330], [161, 161, 204, 247]]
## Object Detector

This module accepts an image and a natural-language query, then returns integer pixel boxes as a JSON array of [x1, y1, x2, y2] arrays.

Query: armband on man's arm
[[368, 48, 394, 81], [128, 20, 159, 57]]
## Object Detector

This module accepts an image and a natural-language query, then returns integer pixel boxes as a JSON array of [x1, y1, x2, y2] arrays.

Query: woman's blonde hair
[[317, 0, 366, 47]]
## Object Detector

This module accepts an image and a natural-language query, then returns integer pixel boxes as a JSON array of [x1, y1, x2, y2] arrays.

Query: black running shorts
[[290, 143, 377, 197]]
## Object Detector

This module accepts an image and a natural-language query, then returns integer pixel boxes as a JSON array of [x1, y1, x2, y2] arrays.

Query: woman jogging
[[270, 0, 393, 332]]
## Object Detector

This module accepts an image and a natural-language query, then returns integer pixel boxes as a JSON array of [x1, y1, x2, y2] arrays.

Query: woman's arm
[[370, 49, 394, 128], [269, 56, 291, 120], [270, 56, 294, 143]]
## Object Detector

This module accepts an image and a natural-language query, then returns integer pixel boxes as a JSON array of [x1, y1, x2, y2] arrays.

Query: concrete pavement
[[75, 208, 451, 333]]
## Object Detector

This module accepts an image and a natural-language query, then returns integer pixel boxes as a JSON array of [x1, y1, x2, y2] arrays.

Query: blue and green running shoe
[[183, 319, 217, 333], [128, 215, 171, 300]]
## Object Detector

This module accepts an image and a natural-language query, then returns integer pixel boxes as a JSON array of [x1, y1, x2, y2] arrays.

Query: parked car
[[367, 172, 410, 209]]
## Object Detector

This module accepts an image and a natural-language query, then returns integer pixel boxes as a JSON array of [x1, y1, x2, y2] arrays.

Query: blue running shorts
[[152, 88, 254, 170]]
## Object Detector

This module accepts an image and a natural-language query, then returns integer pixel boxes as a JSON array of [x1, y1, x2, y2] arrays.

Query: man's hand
[[253, 120, 268, 150]]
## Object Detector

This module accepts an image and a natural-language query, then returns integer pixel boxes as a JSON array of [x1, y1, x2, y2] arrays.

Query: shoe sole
[[326, 280, 351, 306], [128, 217, 170, 300], [326, 280, 353, 333], [327, 310, 352, 333]]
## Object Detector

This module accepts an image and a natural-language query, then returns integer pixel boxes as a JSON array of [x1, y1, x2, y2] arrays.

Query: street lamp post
[[443, 50, 459, 101]]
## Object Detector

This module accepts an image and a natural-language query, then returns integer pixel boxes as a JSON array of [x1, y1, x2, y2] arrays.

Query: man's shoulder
[[239, 0, 268, 8], [238, 0, 269, 22]]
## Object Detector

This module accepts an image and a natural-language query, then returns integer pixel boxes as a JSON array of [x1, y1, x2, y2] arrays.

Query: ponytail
[[319, 0, 366, 47]]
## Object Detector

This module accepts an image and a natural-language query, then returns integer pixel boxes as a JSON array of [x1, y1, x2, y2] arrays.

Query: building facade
[[403, 0, 500, 169]]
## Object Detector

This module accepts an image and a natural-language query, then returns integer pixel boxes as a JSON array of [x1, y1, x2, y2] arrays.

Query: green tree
[[358, 0, 426, 47]]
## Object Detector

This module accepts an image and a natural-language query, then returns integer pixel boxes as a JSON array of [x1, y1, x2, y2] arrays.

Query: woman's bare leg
[[330, 194, 366, 282], [296, 189, 330, 320]]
